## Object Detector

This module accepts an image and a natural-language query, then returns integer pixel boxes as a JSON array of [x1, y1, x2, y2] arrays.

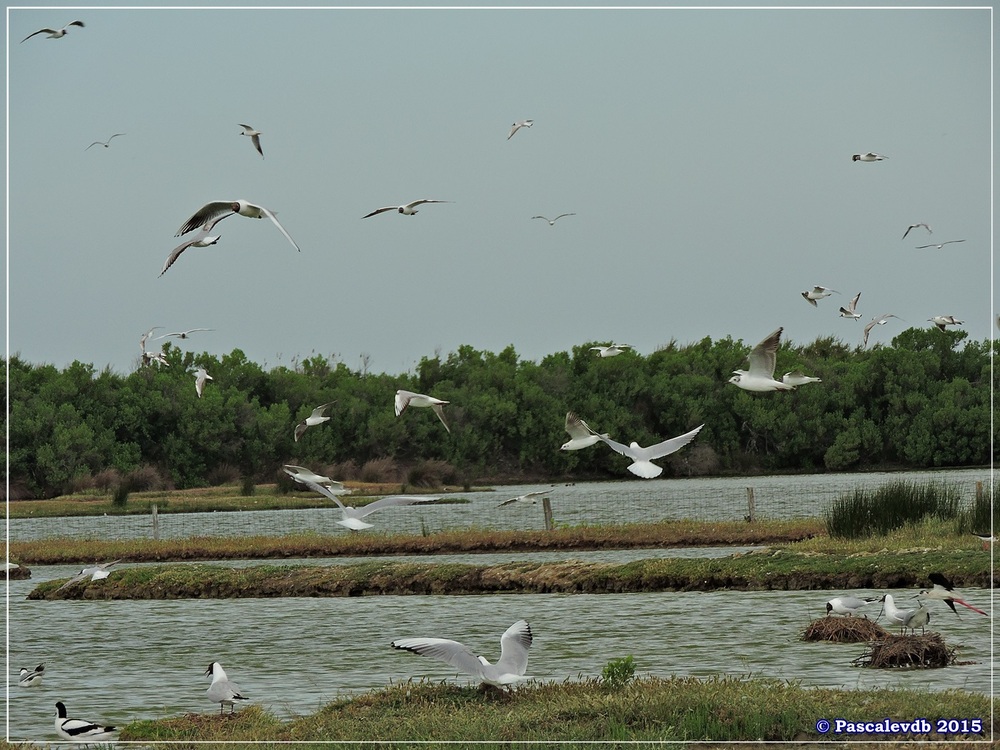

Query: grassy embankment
[[111, 676, 994, 746]]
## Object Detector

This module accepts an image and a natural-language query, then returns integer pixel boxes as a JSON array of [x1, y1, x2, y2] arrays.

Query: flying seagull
[[801, 286, 839, 307], [862, 313, 903, 347], [18, 664, 44, 687], [852, 152, 887, 162], [362, 199, 450, 219], [598, 424, 704, 479], [392, 619, 533, 688], [159, 231, 222, 277], [915, 240, 966, 250], [85, 133, 125, 151], [498, 490, 548, 507], [728, 328, 794, 392], [139, 326, 162, 352], [918, 572, 987, 616], [239, 124, 264, 158], [21, 20, 84, 43], [561, 411, 609, 451], [282, 464, 348, 493], [175, 200, 300, 252], [205, 662, 248, 715], [56, 560, 122, 591], [782, 370, 821, 387], [298, 478, 437, 530], [532, 213, 575, 226], [838, 292, 862, 321], [901, 223, 932, 240], [54, 702, 116, 742], [395, 390, 450, 433], [590, 344, 632, 358], [928, 315, 963, 332], [157, 328, 213, 340], [194, 367, 212, 398], [294, 402, 335, 442], [508, 120, 533, 140]]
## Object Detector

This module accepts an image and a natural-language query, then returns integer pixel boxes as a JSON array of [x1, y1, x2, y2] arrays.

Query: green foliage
[[112, 482, 130, 508], [825, 481, 962, 539], [4, 327, 995, 497], [601, 655, 636, 688]]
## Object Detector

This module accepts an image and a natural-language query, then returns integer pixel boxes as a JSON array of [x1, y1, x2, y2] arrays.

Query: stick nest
[[853, 633, 956, 669], [802, 615, 887, 643]]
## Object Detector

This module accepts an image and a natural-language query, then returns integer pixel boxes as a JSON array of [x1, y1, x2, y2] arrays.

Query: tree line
[[5, 327, 995, 498]]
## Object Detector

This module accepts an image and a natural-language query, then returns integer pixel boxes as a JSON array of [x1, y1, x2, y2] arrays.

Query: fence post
[[151, 503, 159, 540], [975, 481, 984, 504], [542, 497, 554, 531], [745, 487, 755, 523]]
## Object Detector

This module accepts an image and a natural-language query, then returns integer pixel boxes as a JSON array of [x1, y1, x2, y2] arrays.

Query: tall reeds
[[826, 480, 961, 539]]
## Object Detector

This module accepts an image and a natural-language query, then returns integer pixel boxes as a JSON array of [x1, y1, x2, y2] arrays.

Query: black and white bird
[[901, 223, 931, 240], [392, 619, 533, 687], [298, 478, 437, 530], [826, 596, 877, 617], [21, 20, 84, 43], [852, 152, 888, 162], [560, 412, 608, 451], [838, 292, 862, 321], [85, 133, 125, 151], [239, 124, 264, 158], [879, 594, 927, 634], [915, 240, 965, 250], [918, 572, 987, 616], [18, 664, 44, 687], [194, 368, 213, 398], [862, 313, 904, 347], [801, 286, 838, 307], [158, 328, 213, 340], [928, 315, 963, 332], [54, 702, 116, 742], [175, 200, 300, 252], [395, 390, 450, 433], [728, 328, 794, 392], [159, 232, 222, 276], [507, 120, 533, 140], [205, 662, 248, 715], [56, 560, 121, 592], [294, 402, 334, 442], [497, 490, 548, 507], [599, 425, 704, 479], [531, 213, 575, 226], [362, 199, 450, 219]]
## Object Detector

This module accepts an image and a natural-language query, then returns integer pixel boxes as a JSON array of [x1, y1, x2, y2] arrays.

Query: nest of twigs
[[853, 632, 956, 669], [803, 615, 888, 643]]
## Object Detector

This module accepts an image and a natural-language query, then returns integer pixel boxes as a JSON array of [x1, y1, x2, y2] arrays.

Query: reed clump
[[825, 480, 961, 539]]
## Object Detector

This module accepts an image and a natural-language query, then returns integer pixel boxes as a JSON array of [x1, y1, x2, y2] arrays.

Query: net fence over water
[[10, 468, 990, 543]]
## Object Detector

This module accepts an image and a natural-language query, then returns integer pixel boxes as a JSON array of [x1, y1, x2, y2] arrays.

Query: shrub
[[112, 482, 130, 508], [360, 457, 400, 484], [240, 475, 256, 497], [407, 459, 458, 488], [601, 655, 636, 688], [91, 468, 122, 493], [206, 463, 241, 487], [826, 481, 961, 539], [126, 465, 169, 492]]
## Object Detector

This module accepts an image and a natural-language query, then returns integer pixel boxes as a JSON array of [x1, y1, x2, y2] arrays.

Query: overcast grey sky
[[7, 4, 993, 376]]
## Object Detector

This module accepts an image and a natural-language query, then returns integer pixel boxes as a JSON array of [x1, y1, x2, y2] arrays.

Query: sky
[[6, 4, 994, 377]]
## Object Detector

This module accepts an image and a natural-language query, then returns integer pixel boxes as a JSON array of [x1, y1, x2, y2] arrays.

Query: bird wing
[[531, 216, 550, 222], [901, 226, 913, 240], [354, 495, 439, 518], [643, 424, 704, 461], [565, 412, 598, 440], [507, 124, 521, 139], [160, 237, 199, 276], [310, 402, 334, 419], [256, 205, 300, 252], [746, 328, 782, 377], [394, 391, 414, 416], [495, 620, 532, 676], [928, 572, 953, 590], [251, 134, 263, 158], [293, 422, 308, 442], [55, 570, 91, 592], [176, 201, 236, 236], [431, 404, 451, 433], [406, 199, 446, 209], [553, 213, 576, 221], [68, 21, 85, 28], [391, 637, 486, 678], [298, 478, 349, 511], [362, 206, 398, 218], [21, 28, 57, 42], [597, 435, 638, 461]]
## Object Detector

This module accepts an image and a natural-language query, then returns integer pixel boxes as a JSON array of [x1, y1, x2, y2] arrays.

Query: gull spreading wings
[[901, 223, 931, 240], [862, 313, 903, 347], [294, 402, 335, 442], [508, 120, 534, 140], [561, 411, 609, 451], [362, 199, 450, 219], [532, 213, 575, 226], [56, 560, 122, 591], [21, 20, 84, 43], [395, 390, 450, 433], [727, 328, 794, 392], [599, 424, 704, 479], [86, 133, 125, 151], [159, 231, 222, 276], [239, 124, 264, 158], [298, 478, 438, 530], [175, 200, 300, 252]]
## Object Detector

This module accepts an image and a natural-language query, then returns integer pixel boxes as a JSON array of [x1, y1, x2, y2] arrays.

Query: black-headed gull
[[55, 702, 116, 742], [239, 124, 264, 158], [727, 329, 794, 392], [561, 411, 608, 451], [299, 478, 437, 530], [176, 200, 300, 252], [21, 20, 84, 43], [18, 664, 44, 687], [826, 596, 877, 617], [139, 326, 162, 352], [85, 133, 125, 151], [395, 390, 450, 433], [862, 313, 903, 347], [498, 490, 548, 507], [901, 223, 931, 240], [801, 286, 838, 307], [282, 465, 348, 493], [158, 328, 213, 340], [879, 594, 924, 634], [56, 560, 122, 591], [599, 424, 704, 479], [782, 370, 821, 387], [852, 152, 887, 162], [362, 199, 450, 219], [928, 315, 963, 332], [532, 213, 575, 226], [205, 662, 248, 715], [392, 619, 533, 687], [194, 367, 212, 398], [838, 292, 862, 320], [294, 402, 334, 442], [917, 572, 986, 616], [159, 231, 222, 277], [915, 240, 965, 250], [507, 120, 533, 140], [589, 344, 632, 358]]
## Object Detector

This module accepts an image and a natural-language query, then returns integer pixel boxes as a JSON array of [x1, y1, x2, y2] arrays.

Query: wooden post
[[542, 497, 554, 531], [975, 481, 984, 504], [745, 487, 755, 523], [151, 503, 159, 540]]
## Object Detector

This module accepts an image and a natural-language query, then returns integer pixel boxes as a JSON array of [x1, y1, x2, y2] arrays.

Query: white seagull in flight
[[852, 152, 888, 162], [299, 478, 437, 530], [838, 292, 862, 321], [801, 286, 839, 307], [498, 490, 548, 507], [294, 402, 335, 442], [395, 390, 450, 433], [728, 328, 794, 392], [782, 370, 821, 387], [561, 411, 609, 451], [85, 133, 125, 151], [392, 619, 533, 687], [862, 313, 903, 347], [590, 344, 632, 358], [282, 464, 348, 493], [599, 424, 704, 479], [915, 240, 965, 250], [157, 328, 213, 340], [508, 120, 534, 140], [159, 231, 222, 277], [194, 367, 213, 398], [21, 20, 84, 43], [362, 199, 450, 219], [928, 315, 963, 332], [175, 200, 300, 252], [239, 124, 264, 158], [532, 213, 575, 226], [901, 223, 931, 240], [56, 560, 122, 591]]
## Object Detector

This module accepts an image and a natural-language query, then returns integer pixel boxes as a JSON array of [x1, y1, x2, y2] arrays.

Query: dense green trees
[[5, 328, 995, 498]]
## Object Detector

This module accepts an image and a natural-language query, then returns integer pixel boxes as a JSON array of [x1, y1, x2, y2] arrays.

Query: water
[[6, 557, 995, 743], [9, 467, 990, 542]]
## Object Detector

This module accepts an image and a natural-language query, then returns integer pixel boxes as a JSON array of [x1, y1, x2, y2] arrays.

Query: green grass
[[825, 480, 961, 539], [116, 676, 995, 746]]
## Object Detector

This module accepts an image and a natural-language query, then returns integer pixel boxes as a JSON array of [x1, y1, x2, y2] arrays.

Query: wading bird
[[917, 572, 987, 616], [205, 662, 248, 715], [18, 664, 44, 687], [54, 702, 116, 742]]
